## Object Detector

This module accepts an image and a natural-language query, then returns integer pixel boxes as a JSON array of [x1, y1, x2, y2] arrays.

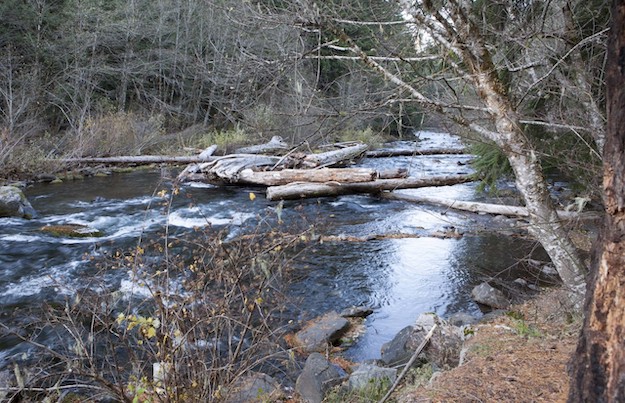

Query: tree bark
[[265, 175, 472, 200], [569, 2, 625, 400]]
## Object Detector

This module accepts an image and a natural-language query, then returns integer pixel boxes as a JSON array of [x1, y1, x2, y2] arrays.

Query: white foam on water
[[118, 276, 154, 300], [1, 261, 82, 298], [168, 207, 253, 228], [117, 270, 188, 304], [0, 234, 41, 242], [186, 182, 217, 189]]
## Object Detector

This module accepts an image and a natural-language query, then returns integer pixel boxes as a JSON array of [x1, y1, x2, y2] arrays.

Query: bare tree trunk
[[569, 2, 625, 399]]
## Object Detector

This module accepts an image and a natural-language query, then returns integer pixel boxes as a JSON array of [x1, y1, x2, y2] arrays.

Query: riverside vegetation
[[0, 0, 616, 400]]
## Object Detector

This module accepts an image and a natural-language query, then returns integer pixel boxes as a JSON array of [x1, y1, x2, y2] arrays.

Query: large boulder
[[0, 186, 36, 219], [294, 312, 350, 353], [380, 314, 463, 370], [295, 352, 346, 403], [471, 282, 510, 309], [380, 325, 414, 367]]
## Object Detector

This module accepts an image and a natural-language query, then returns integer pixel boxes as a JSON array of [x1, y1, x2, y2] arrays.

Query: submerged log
[[366, 148, 466, 158], [235, 136, 288, 154], [265, 175, 472, 200], [381, 193, 601, 220]]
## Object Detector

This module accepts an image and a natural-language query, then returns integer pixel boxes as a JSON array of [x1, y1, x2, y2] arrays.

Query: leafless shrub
[[0, 189, 310, 402]]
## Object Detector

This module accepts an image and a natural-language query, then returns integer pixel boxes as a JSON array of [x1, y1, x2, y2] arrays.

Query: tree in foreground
[[295, 0, 605, 296], [569, 0, 625, 400]]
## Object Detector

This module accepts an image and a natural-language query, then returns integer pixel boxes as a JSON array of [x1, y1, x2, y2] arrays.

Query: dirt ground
[[395, 288, 581, 403]]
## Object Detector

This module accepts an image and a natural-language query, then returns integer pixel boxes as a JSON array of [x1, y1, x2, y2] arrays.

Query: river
[[0, 131, 550, 368]]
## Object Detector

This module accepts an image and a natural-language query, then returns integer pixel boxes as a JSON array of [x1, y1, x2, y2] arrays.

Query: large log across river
[[265, 175, 472, 200]]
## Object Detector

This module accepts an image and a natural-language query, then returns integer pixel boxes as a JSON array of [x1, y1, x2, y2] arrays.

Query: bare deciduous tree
[[292, 0, 609, 295]]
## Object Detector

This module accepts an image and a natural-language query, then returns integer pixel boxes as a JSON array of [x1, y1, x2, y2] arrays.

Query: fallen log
[[235, 136, 288, 154], [177, 144, 373, 183], [381, 193, 602, 221], [366, 147, 466, 158], [56, 142, 369, 168], [303, 143, 369, 167], [234, 231, 462, 244], [198, 145, 218, 159], [177, 155, 284, 183], [265, 175, 472, 200], [236, 167, 407, 186], [56, 155, 219, 164]]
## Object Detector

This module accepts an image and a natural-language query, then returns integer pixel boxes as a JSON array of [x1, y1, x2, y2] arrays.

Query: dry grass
[[396, 288, 580, 403]]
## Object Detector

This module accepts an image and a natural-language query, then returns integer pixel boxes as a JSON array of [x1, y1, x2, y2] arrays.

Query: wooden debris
[[234, 136, 288, 154], [265, 175, 472, 200], [381, 193, 601, 220], [366, 147, 466, 158]]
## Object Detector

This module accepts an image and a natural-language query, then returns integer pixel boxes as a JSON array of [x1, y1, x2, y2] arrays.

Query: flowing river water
[[0, 131, 551, 368]]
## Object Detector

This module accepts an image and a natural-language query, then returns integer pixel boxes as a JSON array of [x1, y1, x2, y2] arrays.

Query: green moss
[[41, 224, 103, 238]]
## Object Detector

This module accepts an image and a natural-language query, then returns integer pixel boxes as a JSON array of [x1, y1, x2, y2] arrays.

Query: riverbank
[[394, 287, 581, 402]]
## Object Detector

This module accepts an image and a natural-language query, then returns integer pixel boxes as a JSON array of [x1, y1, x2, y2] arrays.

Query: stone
[[380, 325, 415, 367], [225, 372, 281, 403], [410, 314, 463, 370], [340, 306, 374, 318], [381, 314, 463, 370], [480, 309, 507, 322], [348, 363, 397, 391], [448, 312, 478, 326], [0, 186, 36, 219], [40, 224, 103, 238], [294, 312, 350, 353], [295, 352, 346, 403], [471, 282, 510, 309]]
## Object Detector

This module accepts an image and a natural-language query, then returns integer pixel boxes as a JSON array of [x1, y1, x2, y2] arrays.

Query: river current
[[0, 131, 550, 365]]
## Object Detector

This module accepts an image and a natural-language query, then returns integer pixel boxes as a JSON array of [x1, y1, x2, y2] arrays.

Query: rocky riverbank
[[219, 284, 583, 403]]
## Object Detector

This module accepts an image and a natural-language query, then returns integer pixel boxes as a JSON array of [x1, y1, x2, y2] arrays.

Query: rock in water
[[294, 312, 350, 353], [340, 306, 374, 318], [471, 282, 510, 309], [40, 224, 103, 238], [0, 186, 36, 219]]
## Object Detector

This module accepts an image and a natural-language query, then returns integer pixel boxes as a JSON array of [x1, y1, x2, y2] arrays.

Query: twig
[[0, 384, 106, 392], [379, 323, 438, 403]]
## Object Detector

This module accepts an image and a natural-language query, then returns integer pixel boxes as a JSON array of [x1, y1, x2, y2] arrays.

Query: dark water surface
[[0, 131, 549, 364]]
